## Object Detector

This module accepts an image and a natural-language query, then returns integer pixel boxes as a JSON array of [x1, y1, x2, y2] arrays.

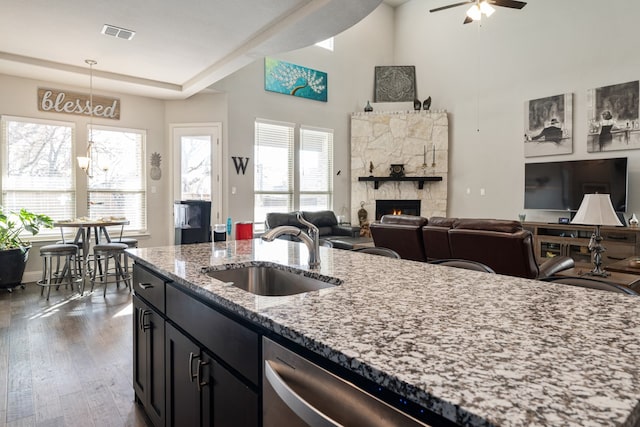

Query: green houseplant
[[0, 208, 53, 291]]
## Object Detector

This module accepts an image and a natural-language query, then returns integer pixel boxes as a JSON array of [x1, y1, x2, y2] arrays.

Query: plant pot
[[0, 246, 30, 289]]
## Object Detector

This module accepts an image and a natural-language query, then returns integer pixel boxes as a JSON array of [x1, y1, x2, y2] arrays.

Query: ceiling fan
[[430, 0, 527, 24]]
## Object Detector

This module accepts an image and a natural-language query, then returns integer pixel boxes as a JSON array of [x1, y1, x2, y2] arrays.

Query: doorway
[[171, 123, 222, 227]]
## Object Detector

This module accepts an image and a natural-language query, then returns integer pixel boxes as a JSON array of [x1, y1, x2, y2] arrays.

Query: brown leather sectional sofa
[[370, 215, 575, 279]]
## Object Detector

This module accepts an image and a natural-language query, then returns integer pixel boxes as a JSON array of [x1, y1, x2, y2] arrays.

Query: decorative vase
[[413, 99, 421, 111], [364, 101, 373, 112], [423, 96, 432, 111], [630, 213, 639, 227]]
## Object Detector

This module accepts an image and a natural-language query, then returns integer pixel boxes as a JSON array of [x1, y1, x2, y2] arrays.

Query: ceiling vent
[[101, 24, 135, 40]]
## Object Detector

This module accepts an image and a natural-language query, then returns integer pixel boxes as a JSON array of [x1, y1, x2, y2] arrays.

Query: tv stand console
[[523, 222, 640, 271]]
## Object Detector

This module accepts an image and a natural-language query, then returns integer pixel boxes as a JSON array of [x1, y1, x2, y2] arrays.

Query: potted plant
[[0, 208, 53, 291]]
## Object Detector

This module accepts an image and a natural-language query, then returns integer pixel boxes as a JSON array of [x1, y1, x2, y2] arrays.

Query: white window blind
[[254, 119, 294, 227], [87, 126, 146, 232], [1, 116, 75, 236], [300, 126, 333, 211]]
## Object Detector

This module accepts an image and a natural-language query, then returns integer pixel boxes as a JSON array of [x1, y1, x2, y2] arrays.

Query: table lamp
[[571, 194, 622, 276]]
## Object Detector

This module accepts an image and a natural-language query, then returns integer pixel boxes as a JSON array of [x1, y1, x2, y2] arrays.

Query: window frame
[[1, 115, 76, 237], [253, 118, 334, 230], [86, 124, 147, 233]]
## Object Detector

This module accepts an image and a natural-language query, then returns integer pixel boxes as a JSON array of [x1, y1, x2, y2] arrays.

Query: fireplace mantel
[[358, 176, 443, 190]]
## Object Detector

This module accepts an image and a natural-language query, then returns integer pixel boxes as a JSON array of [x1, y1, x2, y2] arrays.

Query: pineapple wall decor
[[150, 152, 162, 180]]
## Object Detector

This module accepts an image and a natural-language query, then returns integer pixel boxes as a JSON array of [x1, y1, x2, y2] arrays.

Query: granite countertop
[[127, 239, 640, 427]]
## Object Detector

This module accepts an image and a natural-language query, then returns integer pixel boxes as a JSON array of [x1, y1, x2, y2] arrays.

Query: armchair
[[447, 218, 574, 279], [370, 214, 428, 262]]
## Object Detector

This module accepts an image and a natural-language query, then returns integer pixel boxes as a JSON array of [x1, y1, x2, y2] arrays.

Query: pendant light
[[77, 59, 97, 176]]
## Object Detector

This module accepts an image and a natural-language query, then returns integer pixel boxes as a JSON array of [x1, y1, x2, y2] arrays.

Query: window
[[300, 126, 333, 211], [315, 37, 334, 51], [1, 116, 75, 235], [254, 119, 333, 229], [254, 120, 294, 227], [88, 126, 146, 232]]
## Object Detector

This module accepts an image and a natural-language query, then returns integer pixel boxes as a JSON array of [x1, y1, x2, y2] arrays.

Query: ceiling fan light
[[479, 1, 495, 17], [466, 4, 482, 21]]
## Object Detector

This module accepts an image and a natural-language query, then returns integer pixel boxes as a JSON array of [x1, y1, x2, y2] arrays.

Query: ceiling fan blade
[[429, 1, 473, 13], [489, 0, 527, 9]]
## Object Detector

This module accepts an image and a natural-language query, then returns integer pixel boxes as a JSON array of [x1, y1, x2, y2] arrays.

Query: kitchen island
[[127, 238, 640, 426]]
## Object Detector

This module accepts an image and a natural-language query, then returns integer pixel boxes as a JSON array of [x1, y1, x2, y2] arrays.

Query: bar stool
[[88, 242, 131, 297], [113, 237, 138, 285], [37, 243, 81, 301], [56, 239, 85, 278]]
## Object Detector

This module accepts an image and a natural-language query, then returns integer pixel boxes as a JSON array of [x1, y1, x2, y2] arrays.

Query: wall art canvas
[[264, 58, 327, 102], [374, 66, 416, 102], [524, 93, 573, 157], [587, 80, 640, 152]]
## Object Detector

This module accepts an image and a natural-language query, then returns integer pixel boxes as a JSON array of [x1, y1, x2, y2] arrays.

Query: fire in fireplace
[[375, 200, 421, 220]]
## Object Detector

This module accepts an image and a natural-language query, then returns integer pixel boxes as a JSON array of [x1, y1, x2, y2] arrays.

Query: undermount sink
[[206, 265, 341, 296]]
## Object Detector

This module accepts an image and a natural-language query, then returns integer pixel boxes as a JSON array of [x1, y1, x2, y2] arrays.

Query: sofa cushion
[[265, 212, 303, 230], [453, 218, 523, 233], [380, 214, 428, 227], [427, 216, 458, 227], [302, 210, 338, 228]]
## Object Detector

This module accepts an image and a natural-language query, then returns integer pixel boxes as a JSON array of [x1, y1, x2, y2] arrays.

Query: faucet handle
[[296, 212, 318, 235]]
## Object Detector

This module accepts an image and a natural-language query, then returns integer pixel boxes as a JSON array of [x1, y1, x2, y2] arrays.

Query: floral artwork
[[264, 58, 327, 102], [523, 93, 573, 157], [587, 80, 640, 152]]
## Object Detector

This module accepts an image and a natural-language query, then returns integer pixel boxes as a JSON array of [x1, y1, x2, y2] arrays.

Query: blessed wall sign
[[37, 88, 121, 120]]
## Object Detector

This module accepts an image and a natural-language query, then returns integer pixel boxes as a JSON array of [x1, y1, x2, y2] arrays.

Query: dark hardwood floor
[[0, 282, 149, 427]]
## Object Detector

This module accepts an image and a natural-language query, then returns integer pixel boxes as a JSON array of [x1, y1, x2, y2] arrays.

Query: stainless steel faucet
[[261, 212, 320, 268]]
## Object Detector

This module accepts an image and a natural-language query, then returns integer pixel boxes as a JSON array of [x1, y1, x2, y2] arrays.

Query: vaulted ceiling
[[0, 0, 385, 99]]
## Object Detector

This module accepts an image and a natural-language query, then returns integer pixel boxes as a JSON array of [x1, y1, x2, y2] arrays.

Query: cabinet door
[[133, 295, 165, 427], [200, 353, 259, 427], [166, 323, 201, 427]]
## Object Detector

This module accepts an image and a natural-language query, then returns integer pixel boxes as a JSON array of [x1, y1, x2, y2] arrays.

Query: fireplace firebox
[[375, 200, 421, 220]]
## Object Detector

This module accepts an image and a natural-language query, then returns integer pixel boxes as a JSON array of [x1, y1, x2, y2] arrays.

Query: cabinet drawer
[[602, 230, 636, 244], [133, 264, 168, 313], [166, 284, 260, 385]]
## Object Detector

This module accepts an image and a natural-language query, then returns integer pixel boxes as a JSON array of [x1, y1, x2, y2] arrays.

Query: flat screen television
[[524, 157, 628, 212]]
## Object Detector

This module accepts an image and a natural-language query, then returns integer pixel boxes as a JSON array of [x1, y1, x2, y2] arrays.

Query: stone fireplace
[[350, 110, 449, 224], [375, 199, 421, 220]]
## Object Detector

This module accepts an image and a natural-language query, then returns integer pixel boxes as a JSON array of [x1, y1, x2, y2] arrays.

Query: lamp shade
[[77, 156, 90, 171], [571, 194, 622, 226]]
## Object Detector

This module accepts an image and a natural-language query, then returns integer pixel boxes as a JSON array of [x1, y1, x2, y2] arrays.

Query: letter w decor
[[37, 87, 121, 120], [232, 157, 250, 175]]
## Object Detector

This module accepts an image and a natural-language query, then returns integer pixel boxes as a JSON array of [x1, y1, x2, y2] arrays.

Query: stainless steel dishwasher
[[262, 337, 431, 427]]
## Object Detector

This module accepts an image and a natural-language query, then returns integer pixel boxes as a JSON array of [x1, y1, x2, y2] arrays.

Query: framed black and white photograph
[[587, 80, 640, 152], [374, 66, 416, 102], [524, 93, 573, 157]]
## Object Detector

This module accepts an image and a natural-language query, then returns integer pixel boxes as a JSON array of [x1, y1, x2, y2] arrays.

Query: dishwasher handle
[[264, 359, 342, 427]]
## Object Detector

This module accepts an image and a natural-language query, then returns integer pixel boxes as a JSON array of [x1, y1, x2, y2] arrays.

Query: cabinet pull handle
[[189, 352, 199, 382], [196, 359, 210, 392], [140, 310, 151, 331], [138, 282, 154, 290]]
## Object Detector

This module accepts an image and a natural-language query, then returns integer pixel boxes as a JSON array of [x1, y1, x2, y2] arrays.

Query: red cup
[[235, 222, 253, 240]]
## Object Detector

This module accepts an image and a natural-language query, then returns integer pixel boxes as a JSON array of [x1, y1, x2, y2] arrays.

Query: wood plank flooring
[[0, 282, 149, 427]]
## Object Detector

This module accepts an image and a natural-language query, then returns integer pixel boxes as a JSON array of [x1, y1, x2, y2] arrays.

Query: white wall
[[211, 4, 396, 224], [394, 0, 640, 222]]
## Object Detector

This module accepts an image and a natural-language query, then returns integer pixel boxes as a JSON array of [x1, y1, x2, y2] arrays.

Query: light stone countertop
[[127, 239, 640, 427]]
